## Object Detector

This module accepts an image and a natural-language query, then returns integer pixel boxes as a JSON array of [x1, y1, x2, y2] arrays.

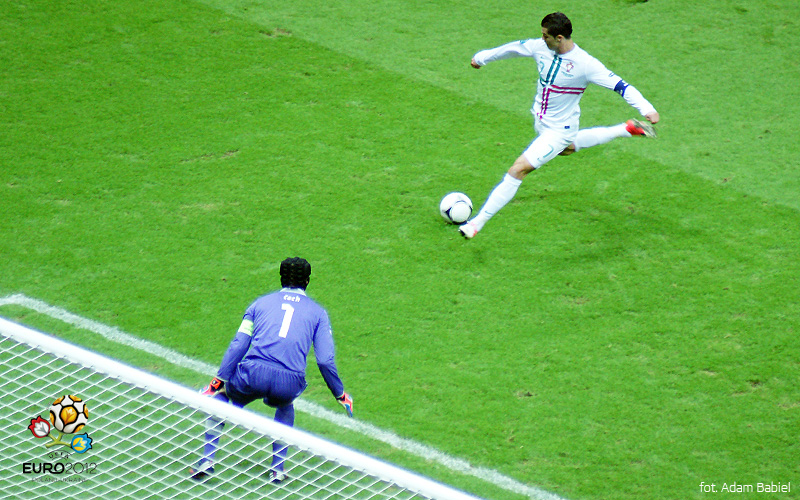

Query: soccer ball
[[49, 395, 89, 434], [439, 192, 473, 224]]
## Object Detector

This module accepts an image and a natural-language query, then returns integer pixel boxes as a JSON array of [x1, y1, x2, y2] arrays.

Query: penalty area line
[[0, 292, 567, 500]]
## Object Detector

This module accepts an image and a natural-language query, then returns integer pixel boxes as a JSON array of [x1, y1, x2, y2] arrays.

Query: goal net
[[0, 316, 482, 500]]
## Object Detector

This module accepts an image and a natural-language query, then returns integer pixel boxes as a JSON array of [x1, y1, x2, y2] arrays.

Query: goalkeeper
[[190, 257, 353, 483]]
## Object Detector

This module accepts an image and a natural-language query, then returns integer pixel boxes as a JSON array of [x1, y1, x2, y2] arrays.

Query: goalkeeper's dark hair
[[280, 257, 312, 289]]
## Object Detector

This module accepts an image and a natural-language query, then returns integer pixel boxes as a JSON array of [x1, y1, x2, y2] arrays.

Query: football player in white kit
[[459, 12, 660, 239]]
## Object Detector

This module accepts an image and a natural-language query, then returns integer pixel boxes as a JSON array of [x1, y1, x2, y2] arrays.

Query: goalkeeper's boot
[[458, 220, 479, 239], [625, 119, 656, 138], [189, 459, 214, 480], [270, 470, 288, 484]]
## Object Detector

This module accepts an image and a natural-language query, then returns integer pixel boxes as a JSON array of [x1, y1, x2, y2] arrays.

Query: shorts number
[[278, 303, 295, 338]]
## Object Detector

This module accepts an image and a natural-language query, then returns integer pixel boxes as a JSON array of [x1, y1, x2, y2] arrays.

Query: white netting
[[0, 317, 482, 500]]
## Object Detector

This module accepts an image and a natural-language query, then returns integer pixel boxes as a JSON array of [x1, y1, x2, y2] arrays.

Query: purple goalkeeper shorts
[[227, 359, 307, 408]]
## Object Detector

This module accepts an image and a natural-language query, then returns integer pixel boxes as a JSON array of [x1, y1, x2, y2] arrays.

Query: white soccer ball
[[49, 395, 89, 434], [439, 192, 473, 224]]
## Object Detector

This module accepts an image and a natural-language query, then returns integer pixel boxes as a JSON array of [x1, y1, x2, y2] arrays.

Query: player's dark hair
[[280, 257, 312, 289], [541, 12, 572, 39]]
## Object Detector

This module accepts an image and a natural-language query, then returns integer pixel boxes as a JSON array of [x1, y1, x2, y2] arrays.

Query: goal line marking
[[0, 292, 567, 500]]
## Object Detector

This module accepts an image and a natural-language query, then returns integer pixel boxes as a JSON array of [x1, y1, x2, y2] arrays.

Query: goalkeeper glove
[[336, 392, 353, 418], [201, 377, 225, 397]]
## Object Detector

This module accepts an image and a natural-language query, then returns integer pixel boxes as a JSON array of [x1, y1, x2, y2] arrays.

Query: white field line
[[0, 292, 567, 500]]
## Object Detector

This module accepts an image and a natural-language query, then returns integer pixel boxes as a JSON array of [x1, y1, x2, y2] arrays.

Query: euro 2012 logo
[[28, 395, 93, 454]]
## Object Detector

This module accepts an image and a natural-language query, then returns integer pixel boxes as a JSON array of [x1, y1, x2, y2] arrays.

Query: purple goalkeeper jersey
[[217, 288, 344, 397]]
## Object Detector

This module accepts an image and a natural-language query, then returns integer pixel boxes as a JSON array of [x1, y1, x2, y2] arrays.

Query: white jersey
[[473, 39, 656, 130]]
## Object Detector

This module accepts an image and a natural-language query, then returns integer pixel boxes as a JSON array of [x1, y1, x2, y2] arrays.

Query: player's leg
[[563, 119, 656, 155], [459, 157, 527, 239], [258, 365, 306, 483], [269, 403, 295, 482], [460, 130, 569, 239], [202, 395, 227, 462], [190, 390, 248, 479]]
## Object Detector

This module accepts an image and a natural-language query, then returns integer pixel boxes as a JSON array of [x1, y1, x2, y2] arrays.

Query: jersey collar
[[281, 287, 307, 296]]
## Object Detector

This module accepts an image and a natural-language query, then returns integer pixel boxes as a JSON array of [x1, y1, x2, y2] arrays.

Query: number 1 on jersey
[[278, 303, 295, 338]]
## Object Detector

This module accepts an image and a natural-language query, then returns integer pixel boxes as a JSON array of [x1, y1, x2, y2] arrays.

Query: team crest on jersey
[[564, 61, 574, 72]]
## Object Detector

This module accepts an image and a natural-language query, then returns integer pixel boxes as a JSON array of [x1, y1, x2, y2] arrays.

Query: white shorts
[[522, 118, 579, 169]]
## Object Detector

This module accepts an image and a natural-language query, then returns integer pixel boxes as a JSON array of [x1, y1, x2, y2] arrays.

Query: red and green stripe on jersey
[[537, 55, 585, 120]]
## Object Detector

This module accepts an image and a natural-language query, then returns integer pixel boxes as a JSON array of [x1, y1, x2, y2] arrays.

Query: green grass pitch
[[2, 0, 799, 499]]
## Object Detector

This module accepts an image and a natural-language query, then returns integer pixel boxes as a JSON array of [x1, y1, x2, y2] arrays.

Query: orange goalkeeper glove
[[336, 392, 353, 417], [200, 377, 225, 396]]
